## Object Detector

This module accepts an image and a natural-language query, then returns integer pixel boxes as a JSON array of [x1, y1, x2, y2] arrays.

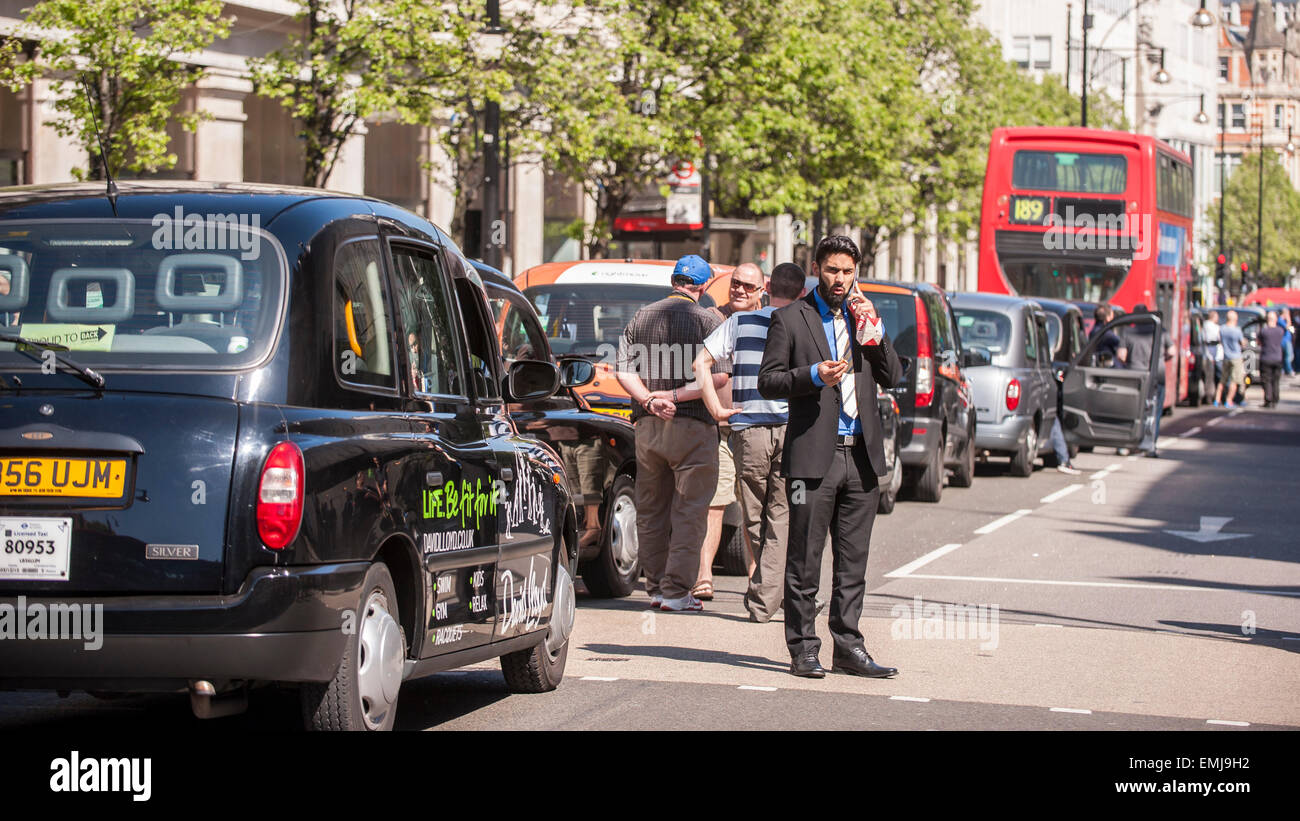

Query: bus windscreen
[[1012, 151, 1127, 194]]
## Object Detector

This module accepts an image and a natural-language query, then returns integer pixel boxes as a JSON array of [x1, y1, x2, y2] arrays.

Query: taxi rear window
[[0, 218, 285, 369]]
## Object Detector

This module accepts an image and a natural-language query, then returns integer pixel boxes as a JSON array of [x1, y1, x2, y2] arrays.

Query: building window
[[1218, 102, 1225, 130], [1032, 36, 1051, 69], [1232, 103, 1246, 130], [1275, 104, 1284, 129], [1012, 36, 1030, 68], [1219, 56, 1229, 81]]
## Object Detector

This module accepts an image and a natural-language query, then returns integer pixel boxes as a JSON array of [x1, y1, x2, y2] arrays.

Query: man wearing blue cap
[[616, 254, 725, 611]]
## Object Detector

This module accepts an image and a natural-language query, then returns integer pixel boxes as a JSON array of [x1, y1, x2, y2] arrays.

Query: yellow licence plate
[[0, 457, 128, 498], [594, 406, 632, 419]]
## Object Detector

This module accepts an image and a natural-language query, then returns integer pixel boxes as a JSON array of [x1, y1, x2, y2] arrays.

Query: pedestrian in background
[[696, 262, 807, 623], [616, 254, 725, 612], [1258, 311, 1285, 408], [1215, 310, 1246, 408], [1279, 309, 1294, 378], [758, 235, 902, 679], [1203, 310, 1222, 399], [1118, 305, 1174, 457], [691, 262, 766, 601]]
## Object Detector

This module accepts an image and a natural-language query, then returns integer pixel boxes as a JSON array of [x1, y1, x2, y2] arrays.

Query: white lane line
[[900, 573, 1300, 597], [1091, 463, 1122, 479], [1040, 484, 1083, 504], [738, 685, 777, 692], [1179, 426, 1202, 437], [1207, 719, 1250, 727], [580, 676, 620, 682], [1230, 408, 1244, 416], [1207, 416, 1224, 427], [1050, 707, 1093, 715], [973, 509, 1033, 535], [890, 696, 931, 703], [1156, 436, 1175, 449], [885, 543, 964, 578], [1034, 623, 1064, 628]]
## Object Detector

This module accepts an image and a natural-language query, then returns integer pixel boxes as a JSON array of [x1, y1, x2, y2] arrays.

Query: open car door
[[1061, 312, 1163, 450]]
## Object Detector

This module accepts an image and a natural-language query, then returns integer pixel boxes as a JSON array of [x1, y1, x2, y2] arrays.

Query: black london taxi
[[0, 182, 578, 730], [472, 261, 640, 598]]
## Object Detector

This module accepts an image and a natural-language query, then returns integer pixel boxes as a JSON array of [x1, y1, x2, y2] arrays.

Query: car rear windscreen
[[954, 309, 1016, 365], [0, 219, 285, 369], [524, 283, 715, 357], [1012, 151, 1127, 194], [863, 292, 917, 359]]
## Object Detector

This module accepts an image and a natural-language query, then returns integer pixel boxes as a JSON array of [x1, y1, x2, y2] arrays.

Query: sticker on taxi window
[[16, 323, 115, 352]]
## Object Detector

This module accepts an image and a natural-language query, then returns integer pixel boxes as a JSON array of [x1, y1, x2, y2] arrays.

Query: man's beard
[[818, 282, 846, 310]]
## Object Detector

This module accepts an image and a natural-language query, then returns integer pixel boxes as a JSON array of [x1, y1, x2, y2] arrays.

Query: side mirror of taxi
[[961, 349, 991, 368], [897, 356, 913, 380], [558, 356, 595, 388], [506, 360, 560, 402]]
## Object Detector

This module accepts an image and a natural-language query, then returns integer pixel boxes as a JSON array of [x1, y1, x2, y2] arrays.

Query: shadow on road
[[579, 642, 787, 674]]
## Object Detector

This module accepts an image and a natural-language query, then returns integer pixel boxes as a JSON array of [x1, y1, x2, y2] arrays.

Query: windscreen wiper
[[0, 334, 106, 389]]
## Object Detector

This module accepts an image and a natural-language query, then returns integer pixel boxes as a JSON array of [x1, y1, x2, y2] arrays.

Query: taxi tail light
[[1006, 378, 1021, 411], [914, 293, 934, 407], [257, 442, 305, 550]]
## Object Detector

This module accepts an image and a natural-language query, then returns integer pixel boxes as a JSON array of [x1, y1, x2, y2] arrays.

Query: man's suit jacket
[[758, 291, 903, 479]]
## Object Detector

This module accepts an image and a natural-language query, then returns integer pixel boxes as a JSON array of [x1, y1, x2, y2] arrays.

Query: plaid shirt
[[618, 291, 723, 425]]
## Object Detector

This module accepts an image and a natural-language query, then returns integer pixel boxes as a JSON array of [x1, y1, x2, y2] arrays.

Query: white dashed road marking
[[1040, 484, 1083, 504], [738, 685, 777, 692], [1050, 707, 1093, 714], [1206, 719, 1250, 727], [890, 696, 931, 703], [973, 509, 1033, 535], [885, 543, 964, 578], [896, 574, 1300, 596], [1180, 426, 1202, 437], [581, 676, 619, 682]]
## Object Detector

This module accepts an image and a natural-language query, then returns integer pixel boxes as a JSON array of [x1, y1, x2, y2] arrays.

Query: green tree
[[249, 0, 484, 189], [0, 0, 231, 180], [535, 0, 784, 257], [1209, 150, 1300, 287]]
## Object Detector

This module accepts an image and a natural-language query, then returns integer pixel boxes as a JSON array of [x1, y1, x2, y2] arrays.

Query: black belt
[[835, 434, 858, 447]]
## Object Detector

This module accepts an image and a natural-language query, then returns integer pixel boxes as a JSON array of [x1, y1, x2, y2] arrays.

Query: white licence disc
[[0, 518, 73, 581]]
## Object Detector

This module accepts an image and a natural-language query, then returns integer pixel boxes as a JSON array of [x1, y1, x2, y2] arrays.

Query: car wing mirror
[[505, 360, 560, 402], [898, 355, 913, 380], [960, 349, 991, 368], [558, 356, 595, 388]]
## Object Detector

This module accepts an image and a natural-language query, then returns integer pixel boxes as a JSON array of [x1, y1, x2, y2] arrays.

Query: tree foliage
[[1209, 150, 1300, 286], [248, 0, 484, 189], [0, 0, 231, 180]]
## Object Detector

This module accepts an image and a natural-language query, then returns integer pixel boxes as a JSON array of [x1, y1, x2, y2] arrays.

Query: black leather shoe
[[831, 647, 898, 678], [789, 652, 827, 678]]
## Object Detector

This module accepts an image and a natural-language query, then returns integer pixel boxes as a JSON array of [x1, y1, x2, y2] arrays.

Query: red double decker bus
[[977, 127, 1195, 405]]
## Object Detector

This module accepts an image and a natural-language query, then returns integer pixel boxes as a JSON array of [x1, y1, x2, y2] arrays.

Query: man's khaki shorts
[[1224, 357, 1245, 387], [710, 435, 737, 507]]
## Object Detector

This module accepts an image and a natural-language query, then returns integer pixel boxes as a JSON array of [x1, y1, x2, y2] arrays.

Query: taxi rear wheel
[[580, 474, 639, 598], [1009, 423, 1037, 477], [301, 562, 405, 731], [502, 550, 574, 693], [949, 426, 975, 488], [911, 435, 944, 503], [877, 438, 903, 514]]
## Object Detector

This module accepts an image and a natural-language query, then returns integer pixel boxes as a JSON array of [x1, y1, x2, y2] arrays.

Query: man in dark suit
[[758, 235, 903, 679]]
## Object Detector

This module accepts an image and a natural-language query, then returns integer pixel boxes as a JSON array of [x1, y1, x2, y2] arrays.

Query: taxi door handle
[[500, 467, 514, 481], [425, 471, 442, 486]]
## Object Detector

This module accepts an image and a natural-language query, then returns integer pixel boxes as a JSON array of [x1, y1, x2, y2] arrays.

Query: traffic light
[[1216, 253, 1228, 281]]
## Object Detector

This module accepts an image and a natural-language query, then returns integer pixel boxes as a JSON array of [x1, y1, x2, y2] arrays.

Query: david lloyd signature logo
[[1042, 208, 1152, 261], [151, 206, 262, 261]]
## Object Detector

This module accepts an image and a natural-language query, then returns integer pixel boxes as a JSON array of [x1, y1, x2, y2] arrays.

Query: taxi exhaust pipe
[[189, 680, 248, 719]]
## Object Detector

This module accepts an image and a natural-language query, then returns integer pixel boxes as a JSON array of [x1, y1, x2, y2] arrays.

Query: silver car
[[951, 292, 1057, 476]]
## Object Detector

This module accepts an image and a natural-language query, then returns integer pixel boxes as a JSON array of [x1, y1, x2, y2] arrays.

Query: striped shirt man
[[703, 306, 788, 429]]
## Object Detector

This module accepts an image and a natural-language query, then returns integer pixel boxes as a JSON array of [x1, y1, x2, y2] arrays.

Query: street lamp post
[[481, 0, 504, 269], [1082, 0, 1090, 127]]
